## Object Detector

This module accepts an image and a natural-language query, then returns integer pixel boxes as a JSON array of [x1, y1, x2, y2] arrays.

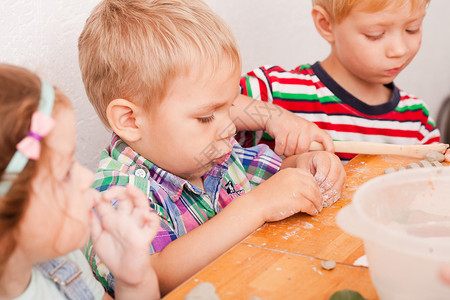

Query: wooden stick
[[309, 141, 449, 159]]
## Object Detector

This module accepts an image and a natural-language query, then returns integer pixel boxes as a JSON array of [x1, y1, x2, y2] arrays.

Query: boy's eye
[[197, 115, 215, 123], [365, 33, 384, 41], [406, 28, 420, 34]]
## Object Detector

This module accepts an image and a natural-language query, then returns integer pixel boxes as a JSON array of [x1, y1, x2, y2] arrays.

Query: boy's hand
[[232, 95, 334, 156], [445, 148, 450, 162], [89, 185, 160, 286], [294, 151, 346, 207], [265, 108, 335, 157], [251, 168, 324, 221]]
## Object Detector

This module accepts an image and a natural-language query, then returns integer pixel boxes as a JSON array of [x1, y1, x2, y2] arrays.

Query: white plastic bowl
[[337, 167, 450, 300]]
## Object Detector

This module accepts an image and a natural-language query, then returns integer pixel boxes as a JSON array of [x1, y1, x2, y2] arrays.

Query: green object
[[329, 289, 365, 300]]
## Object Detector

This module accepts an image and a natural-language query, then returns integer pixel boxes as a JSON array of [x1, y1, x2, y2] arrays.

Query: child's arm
[[231, 94, 335, 156], [89, 185, 160, 300], [151, 152, 345, 295]]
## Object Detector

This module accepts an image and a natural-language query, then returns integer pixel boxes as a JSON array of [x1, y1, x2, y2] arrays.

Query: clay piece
[[406, 162, 420, 169], [321, 260, 336, 270], [431, 161, 443, 167], [384, 158, 445, 174], [384, 167, 396, 174], [329, 289, 365, 300], [417, 160, 433, 168], [184, 282, 220, 300], [424, 151, 445, 162]]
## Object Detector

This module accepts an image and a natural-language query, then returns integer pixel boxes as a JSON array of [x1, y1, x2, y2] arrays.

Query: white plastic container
[[337, 167, 450, 300]]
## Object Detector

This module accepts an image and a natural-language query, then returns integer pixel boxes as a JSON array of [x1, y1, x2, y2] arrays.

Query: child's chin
[[198, 162, 215, 173], [75, 227, 91, 249], [55, 229, 90, 256]]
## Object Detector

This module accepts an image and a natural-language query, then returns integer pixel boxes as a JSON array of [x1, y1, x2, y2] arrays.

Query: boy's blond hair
[[79, 0, 241, 128], [312, 0, 430, 23]]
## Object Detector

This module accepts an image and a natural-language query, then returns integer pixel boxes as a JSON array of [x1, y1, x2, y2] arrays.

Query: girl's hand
[[89, 185, 160, 286]]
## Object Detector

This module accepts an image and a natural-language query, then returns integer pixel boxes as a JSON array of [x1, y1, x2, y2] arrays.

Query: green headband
[[0, 80, 55, 196]]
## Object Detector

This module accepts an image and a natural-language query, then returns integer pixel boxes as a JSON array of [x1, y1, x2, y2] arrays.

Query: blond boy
[[239, 0, 450, 163], [78, 0, 345, 295]]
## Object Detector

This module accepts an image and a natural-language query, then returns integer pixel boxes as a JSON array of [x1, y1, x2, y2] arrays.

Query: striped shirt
[[85, 134, 282, 294], [238, 62, 440, 163]]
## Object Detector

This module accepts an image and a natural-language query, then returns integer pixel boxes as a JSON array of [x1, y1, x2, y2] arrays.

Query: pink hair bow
[[16, 111, 55, 160]]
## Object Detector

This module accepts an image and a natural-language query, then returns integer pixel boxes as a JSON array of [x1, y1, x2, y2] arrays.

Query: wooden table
[[164, 155, 449, 300]]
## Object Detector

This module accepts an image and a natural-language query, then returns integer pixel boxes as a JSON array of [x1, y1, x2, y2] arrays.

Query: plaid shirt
[[85, 134, 282, 294]]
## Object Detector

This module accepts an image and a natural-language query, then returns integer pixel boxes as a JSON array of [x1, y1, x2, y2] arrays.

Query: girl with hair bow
[[0, 63, 160, 300]]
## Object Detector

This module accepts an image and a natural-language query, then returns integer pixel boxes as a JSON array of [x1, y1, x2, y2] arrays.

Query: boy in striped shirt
[[238, 0, 450, 163], [78, 0, 346, 296]]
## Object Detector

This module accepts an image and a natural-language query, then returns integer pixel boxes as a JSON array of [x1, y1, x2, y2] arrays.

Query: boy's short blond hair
[[312, 0, 430, 23], [79, 0, 241, 128]]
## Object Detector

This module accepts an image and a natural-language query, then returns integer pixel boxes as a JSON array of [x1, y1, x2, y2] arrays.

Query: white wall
[[1, 0, 449, 171]]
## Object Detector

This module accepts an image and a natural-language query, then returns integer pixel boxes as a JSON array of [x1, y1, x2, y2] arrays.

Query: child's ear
[[311, 5, 335, 43], [106, 99, 141, 143]]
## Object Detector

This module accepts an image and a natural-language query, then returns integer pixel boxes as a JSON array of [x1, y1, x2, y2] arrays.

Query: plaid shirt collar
[[108, 133, 232, 202]]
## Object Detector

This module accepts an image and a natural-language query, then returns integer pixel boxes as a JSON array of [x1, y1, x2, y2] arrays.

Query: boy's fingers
[[312, 188, 324, 213], [300, 197, 321, 216], [315, 153, 344, 185], [283, 132, 298, 156], [312, 155, 331, 185], [295, 134, 311, 155], [317, 134, 335, 153], [310, 124, 335, 153], [274, 135, 288, 156], [320, 168, 345, 206], [294, 170, 323, 213], [322, 189, 340, 207]]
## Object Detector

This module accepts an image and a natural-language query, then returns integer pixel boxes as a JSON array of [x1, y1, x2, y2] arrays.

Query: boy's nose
[[386, 35, 408, 58], [218, 116, 236, 140]]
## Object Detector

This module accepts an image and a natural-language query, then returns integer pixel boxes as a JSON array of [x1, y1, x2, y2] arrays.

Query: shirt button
[[135, 169, 147, 178]]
